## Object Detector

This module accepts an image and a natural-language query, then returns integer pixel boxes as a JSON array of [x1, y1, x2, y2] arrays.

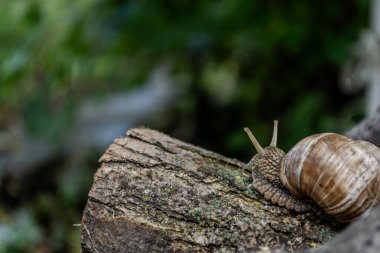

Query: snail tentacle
[[270, 120, 278, 147], [244, 127, 264, 154]]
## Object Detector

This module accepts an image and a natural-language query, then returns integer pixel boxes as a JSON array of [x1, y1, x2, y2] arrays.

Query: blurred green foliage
[[0, 0, 369, 149], [0, 0, 370, 252]]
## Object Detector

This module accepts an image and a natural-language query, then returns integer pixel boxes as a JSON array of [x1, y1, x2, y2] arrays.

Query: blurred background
[[0, 0, 378, 252]]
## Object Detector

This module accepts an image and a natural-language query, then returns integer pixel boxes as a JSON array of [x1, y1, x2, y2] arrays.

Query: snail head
[[244, 120, 286, 184], [244, 121, 317, 213]]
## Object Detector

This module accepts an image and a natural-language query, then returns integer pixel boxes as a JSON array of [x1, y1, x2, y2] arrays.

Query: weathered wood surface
[[80, 127, 340, 253]]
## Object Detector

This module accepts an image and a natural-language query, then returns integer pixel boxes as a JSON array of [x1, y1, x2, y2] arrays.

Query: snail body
[[244, 121, 380, 222]]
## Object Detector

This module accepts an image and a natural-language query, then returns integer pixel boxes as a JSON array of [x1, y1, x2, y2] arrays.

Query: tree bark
[[80, 127, 341, 253]]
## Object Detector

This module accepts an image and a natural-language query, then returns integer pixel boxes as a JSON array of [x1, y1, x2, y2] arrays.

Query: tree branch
[[345, 107, 380, 146]]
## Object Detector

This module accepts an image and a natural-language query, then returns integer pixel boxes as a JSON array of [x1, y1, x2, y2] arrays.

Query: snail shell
[[280, 133, 380, 222], [244, 121, 380, 222]]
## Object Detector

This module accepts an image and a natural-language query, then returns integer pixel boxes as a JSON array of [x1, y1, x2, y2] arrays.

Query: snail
[[243, 120, 380, 222]]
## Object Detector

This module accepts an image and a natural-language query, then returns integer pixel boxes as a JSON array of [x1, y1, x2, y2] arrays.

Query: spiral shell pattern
[[280, 133, 380, 222]]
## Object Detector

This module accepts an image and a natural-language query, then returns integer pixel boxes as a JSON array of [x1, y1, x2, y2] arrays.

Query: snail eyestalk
[[244, 127, 264, 154], [270, 120, 278, 147]]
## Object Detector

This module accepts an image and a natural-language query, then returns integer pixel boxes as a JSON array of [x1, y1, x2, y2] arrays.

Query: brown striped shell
[[280, 133, 380, 222]]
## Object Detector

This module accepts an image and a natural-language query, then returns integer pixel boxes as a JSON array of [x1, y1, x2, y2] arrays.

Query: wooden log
[[80, 127, 340, 253]]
